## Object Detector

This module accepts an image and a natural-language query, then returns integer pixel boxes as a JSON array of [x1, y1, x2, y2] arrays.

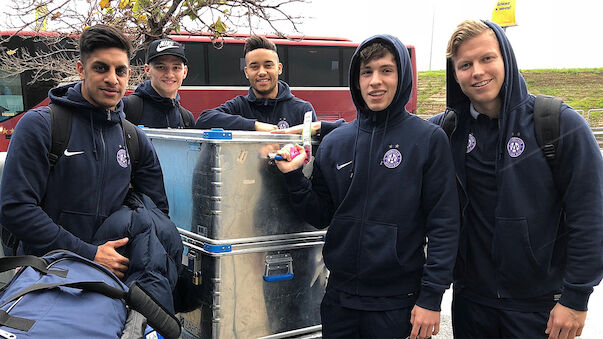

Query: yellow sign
[[492, 0, 516, 27], [35, 5, 48, 31]]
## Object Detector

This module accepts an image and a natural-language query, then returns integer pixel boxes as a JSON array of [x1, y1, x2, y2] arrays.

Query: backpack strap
[[533, 94, 562, 164], [48, 103, 72, 168], [178, 106, 194, 128], [0, 255, 67, 278], [124, 94, 144, 126], [440, 109, 457, 138], [121, 119, 140, 173]]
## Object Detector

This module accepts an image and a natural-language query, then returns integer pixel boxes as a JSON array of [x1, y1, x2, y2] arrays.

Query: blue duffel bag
[[0, 250, 180, 338]]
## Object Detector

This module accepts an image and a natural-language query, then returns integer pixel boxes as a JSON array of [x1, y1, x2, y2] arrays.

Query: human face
[[77, 47, 130, 110], [144, 55, 188, 99], [452, 31, 505, 116], [359, 52, 398, 112], [244, 48, 282, 99]]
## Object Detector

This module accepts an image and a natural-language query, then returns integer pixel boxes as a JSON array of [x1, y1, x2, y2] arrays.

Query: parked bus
[[0, 31, 418, 151]]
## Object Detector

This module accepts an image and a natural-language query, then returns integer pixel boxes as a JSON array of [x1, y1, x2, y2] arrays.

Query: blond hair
[[446, 20, 495, 59]]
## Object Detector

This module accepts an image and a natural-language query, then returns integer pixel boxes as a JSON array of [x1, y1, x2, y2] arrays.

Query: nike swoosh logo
[[156, 45, 179, 52], [64, 149, 84, 157], [336, 161, 352, 170]]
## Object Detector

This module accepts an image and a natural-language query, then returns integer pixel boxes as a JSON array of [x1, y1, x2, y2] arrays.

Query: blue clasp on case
[[263, 272, 294, 282], [203, 128, 232, 140], [203, 243, 232, 253]]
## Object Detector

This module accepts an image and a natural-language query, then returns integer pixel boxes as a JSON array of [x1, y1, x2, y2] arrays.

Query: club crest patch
[[277, 120, 289, 129], [382, 149, 402, 169], [467, 133, 476, 153], [507, 137, 525, 158], [116, 149, 129, 168]]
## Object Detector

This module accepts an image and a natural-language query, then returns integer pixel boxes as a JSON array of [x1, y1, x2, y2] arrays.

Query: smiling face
[[359, 51, 398, 112], [144, 55, 188, 99], [244, 48, 282, 99], [452, 31, 505, 116], [77, 47, 130, 110]]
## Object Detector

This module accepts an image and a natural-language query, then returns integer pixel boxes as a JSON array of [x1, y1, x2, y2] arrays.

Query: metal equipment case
[[146, 129, 327, 338]]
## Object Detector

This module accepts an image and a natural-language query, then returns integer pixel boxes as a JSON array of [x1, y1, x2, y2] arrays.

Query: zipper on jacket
[[355, 124, 376, 294], [95, 126, 107, 226]]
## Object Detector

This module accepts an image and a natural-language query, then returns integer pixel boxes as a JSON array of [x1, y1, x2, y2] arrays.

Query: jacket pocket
[[492, 217, 543, 286], [57, 210, 97, 243], [358, 220, 401, 281], [323, 216, 360, 276]]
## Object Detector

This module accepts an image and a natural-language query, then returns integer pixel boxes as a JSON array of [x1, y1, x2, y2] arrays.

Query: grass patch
[[417, 68, 603, 125]]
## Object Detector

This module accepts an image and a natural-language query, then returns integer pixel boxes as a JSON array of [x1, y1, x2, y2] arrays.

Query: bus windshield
[[0, 70, 24, 122]]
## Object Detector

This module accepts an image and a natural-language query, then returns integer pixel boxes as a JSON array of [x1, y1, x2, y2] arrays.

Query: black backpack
[[124, 94, 194, 128], [0, 104, 141, 255], [440, 94, 563, 166]]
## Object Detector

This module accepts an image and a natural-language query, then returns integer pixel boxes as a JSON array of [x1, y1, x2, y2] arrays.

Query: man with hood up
[[123, 39, 194, 128], [430, 20, 603, 339], [275, 35, 459, 339], [195, 35, 343, 136], [0, 25, 169, 280]]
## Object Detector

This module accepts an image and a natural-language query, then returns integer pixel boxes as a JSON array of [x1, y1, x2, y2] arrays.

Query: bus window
[[0, 70, 24, 122], [207, 43, 247, 86], [341, 47, 355, 87], [182, 42, 206, 86], [288, 46, 340, 86]]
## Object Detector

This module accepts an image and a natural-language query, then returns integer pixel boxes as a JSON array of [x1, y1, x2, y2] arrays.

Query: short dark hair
[[243, 35, 277, 56], [79, 24, 132, 63], [359, 42, 396, 65]]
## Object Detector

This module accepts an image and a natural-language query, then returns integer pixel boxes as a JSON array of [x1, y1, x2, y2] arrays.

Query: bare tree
[[0, 0, 306, 85]]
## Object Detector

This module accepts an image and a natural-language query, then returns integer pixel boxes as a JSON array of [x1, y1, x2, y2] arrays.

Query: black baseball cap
[[146, 39, 188, 64]]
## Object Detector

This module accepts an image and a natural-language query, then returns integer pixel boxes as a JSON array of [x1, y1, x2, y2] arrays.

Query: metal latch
[[187, 250, 202, 285], [263, 253, 294, 282]]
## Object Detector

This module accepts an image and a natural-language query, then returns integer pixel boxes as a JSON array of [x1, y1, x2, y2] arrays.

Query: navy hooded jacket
[[430, 21, 603, 311], [0, 82, 169, 261], [283, 35, 459, 311], [195, 80, 343, 135], [124, 80, 194, 128]]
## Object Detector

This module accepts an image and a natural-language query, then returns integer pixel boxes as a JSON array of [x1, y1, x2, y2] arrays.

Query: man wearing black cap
[[124, 39, 194, 128]]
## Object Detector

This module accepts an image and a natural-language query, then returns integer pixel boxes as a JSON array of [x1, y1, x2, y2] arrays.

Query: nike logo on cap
[[336, 161, 352, 170], [156, 45, 179, 52], [64, 149, 84, 157]]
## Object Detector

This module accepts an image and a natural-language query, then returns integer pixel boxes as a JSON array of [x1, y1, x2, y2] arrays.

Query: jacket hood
[[446, 20, 528, 118], [48, 82, 123, 124], [133, 80, 181, 108], [246, 80, 294, 104], [349, 34, 413, 121]]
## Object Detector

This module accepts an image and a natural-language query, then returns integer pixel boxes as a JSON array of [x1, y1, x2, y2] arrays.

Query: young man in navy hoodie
[[430, 20, 603, 339], [276, 35, 459, 339], [124, 39, 194, 128], [0, 25, 168, 280], [195, 35, 342, 136]]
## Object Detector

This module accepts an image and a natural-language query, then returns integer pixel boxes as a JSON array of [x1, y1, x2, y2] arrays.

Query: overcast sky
[[288, 0, 603, 71]]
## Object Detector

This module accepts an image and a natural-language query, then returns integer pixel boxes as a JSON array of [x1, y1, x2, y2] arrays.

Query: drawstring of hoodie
[[89, 112, 98, 161]]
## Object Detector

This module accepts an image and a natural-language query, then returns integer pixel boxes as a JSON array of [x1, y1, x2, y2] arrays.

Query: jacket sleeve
[[282, 147, 335, 229], [0, 109, 98, 259], [416, 127, 460, 311], [555, 107, 603, 311], [130, 128, 169, 215], [194, 98, 256, 130]]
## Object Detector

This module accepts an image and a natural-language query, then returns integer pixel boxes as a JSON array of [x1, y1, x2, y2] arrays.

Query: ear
[[144, 64, 151, 76], [278, 63, 283, 75], [244, 67, 249, 79], [183, 65, 188, 79], [76, 60, 85, 80]]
